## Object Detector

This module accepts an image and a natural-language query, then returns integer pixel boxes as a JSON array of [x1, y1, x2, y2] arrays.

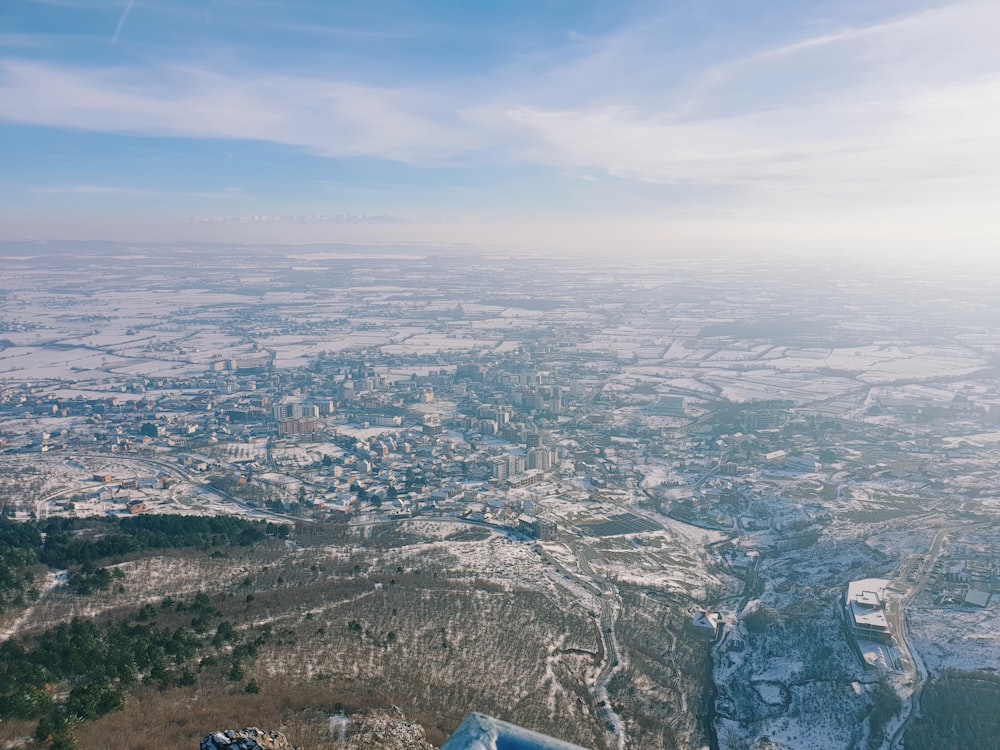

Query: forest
[[903, 671, 1000, 750], [1, 591, 272, 749], [0, 515, 280, 611]]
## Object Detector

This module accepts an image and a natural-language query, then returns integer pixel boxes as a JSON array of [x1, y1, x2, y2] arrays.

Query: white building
[[846, 578, 892, 643]]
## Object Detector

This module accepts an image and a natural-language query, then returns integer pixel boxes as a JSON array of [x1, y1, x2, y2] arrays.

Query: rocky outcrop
[[199, 711, 433, 750], [340, 710, 434, 750], [200, 728, 294, 750]]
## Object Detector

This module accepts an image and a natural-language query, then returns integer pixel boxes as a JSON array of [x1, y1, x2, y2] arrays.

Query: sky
[[1, 0, 999, 259]]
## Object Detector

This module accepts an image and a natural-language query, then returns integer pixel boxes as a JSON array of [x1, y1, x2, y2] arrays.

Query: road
[[886, 525, 951, 750], [576, 547, 628, 750], [594, 591, 626, 750], [534, 539, 627, 748], [65, 451, 310, 524]]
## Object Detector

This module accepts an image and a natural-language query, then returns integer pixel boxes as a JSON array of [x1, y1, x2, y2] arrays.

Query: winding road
[[886, 525, 951, 750]]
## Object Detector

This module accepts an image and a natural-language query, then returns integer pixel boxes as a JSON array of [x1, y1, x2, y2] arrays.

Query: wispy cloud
[[109, 0, 135, 46], [0, 60, 482, 163], [471, 1, 1000, 215]]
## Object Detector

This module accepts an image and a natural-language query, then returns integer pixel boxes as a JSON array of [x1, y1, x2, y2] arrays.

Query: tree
[[66, 681, 124, 721]]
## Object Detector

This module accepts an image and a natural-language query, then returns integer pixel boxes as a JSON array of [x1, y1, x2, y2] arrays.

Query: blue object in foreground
[[441, 713, 592, 750]]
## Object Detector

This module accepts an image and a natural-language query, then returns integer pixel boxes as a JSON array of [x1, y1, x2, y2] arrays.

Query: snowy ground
[[909, 603, 1000, 673]]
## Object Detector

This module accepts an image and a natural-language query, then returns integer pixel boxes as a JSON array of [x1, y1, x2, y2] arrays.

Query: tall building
[[276, 417, 319, 436], [422, 414, 443, 438], [490, 456, 510, 481], [527, 447, 552, 471], [742, 410, 783, 430], [274, 401, 320, 423]]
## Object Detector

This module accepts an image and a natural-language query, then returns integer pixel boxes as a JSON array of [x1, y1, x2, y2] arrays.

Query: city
[[2, 242, 999, 749]]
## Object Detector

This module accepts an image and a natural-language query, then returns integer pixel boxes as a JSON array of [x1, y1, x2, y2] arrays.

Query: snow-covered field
[[909, 604, 1000, 673]]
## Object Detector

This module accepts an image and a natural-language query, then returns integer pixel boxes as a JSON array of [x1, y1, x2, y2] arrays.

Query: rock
[[198, 712, 434, 750], [200, 728, 294, 750], [338, 711, 434, 750]]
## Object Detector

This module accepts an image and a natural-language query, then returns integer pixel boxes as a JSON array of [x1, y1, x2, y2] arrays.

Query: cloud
[[0, 60, 483, 164], [469, 1, 1000, 217], [2, 0, 999, 252], [109, 0, 135, 46]]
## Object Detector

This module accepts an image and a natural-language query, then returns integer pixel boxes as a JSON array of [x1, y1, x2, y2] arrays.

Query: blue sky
[[2, 0, 998, 258]]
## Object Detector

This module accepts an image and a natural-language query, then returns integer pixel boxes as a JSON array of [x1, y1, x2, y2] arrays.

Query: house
[[690, 610, 721, 639], [156, 472, 178, 489], [92, 487, 114, 503]]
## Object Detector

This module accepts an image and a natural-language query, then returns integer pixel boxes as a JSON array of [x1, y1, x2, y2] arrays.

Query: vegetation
[[904, 671, 1000, 750], [66, 562, 124, 595], [0, 519, 694, 750], [0, 515, 277, 611], [0, 518, 43, 611], [39, 515, 277, 567], [866, 677, 901, 750], [0, 593, 270, 746], [612, 586, 713, 749]]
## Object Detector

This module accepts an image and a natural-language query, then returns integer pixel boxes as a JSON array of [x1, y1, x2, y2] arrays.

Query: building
[[526, 447, 552, 471], [783, 455, 819, 473], [648, 395, 686, 417], [846, 578, 892, 643], [964, 589, 991, 607], [490, 455, 510, 481], [273, 402, 318, 420], [422, 415, 443, 438], [276, 417, 319, 436], [508, 469, 544, 488], [518, 514, 556, 540], [140, 422, 164, 438], [743, 410, 783, 431], [491, 454, 526, 481], [690, 610, 721, 639]]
